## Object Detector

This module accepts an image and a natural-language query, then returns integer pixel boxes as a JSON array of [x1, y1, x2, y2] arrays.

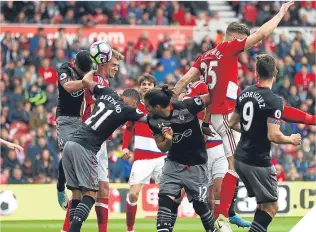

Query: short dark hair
[[256, 54, 276, 80], [138, 74, 157, 87], [122, 88, 141, 103], [144, 84, 173, 108], [226, 22, 250, 36], [75, 50, 93, 73]]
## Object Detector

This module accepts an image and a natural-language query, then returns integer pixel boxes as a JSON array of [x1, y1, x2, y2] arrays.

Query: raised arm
[[229, 110, 241, 133], [81, 70, 96, 90], [244, 1, 294, 51], [267, 120, 301, 145], [0, 138, 24, 151], [173, 67, 201, 96]]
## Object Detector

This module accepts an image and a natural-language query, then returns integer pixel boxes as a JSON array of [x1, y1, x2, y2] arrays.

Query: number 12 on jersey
[[200, 61, 218, 90], [85, 102, 113, 130]]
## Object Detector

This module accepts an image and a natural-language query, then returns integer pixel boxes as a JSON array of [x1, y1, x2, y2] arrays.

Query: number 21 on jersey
[[200, 61, 218, 90], [85, 102, 113, 130]]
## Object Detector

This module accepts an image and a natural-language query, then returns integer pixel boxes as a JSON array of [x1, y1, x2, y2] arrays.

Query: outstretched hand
[[279, 1, 294, 16], [162, 127, 173, 141]]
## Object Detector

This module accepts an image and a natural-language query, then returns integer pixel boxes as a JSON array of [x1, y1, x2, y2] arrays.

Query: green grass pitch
[[1, 217, 301, 232]]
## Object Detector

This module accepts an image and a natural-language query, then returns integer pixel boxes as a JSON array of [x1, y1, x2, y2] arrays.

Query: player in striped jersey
[[122, 74, 166, 232], [61, 49, 124, 232]]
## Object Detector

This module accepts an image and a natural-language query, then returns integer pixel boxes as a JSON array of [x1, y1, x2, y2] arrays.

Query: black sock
[[69, 199, 80, 222], [57, 159, 66, 192], [156, 195, 173, 232], [68, 196, 95, 232], [249, 209, 272, 232], [228, 179, 239, 217], [169, 200, 180, 232], [193, 201, 215, 231]]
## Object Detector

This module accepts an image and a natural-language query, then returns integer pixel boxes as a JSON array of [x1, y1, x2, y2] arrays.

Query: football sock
[[95, 198, 109, 232], [57, 159, 66, 192], [156, 195, 173, 232], [228, 179, 239, 217], [69, 200, 80, 222], [213, 200, 220, 219], [68, 195, 95, 232], [126, 194, 137, 232], [249, 209, 272, 232], [193, 200, 215, 231], [219, 170, 238, 217], [169, 200, 180, 232], [62, 200, 72, 231]]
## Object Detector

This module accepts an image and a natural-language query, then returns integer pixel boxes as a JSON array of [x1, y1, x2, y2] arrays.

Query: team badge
[[194, 97, 202, 106], [59, 73, 67, 80]]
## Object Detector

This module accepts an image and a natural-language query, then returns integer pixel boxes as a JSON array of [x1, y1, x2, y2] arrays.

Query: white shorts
[[128, 156, 165, 185], [96, 142, 109, 182], [207, 144, 228, 186], [211, 114, 240, 158]]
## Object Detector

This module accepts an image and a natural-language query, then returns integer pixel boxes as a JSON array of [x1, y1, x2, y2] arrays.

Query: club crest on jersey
[[274, 110, 282, 119], [194, 97, 202, 106], [70, 89, 84, 97]]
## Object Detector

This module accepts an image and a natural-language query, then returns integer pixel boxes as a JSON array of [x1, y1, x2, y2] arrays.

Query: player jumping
[[172, 1, 294, 227], [56, 50, 92, 213], [122, 74, 166, 232], [62, 49, 124, 232], [145, 85, 230, 232], [63, 71, 147, 232]]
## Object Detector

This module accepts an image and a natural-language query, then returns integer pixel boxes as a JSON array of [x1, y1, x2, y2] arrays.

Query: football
[[89, 41, 113, 65], [0, 190, 18, 216]]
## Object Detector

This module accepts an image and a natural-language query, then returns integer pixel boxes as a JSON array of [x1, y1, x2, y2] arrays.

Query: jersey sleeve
[[185, 81, 208, 98], [125, 106, 146, 122], [89, 84, 112, 98], [57, 68, 72, 86], [183, 97, 205, 115], [227, 38, 247, 56], [192, 55, 202, 73], [266, 95, 284, 125], [147, 117, 163, 138]]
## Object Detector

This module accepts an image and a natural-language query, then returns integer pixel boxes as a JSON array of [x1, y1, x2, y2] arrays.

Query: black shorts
[[159, 159, 209, 203], [234, 159, 278, 204]]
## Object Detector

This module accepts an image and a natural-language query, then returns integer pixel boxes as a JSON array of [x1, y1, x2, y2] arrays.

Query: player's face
[[102, 57, 119, 78], [144, 100, 167, 117], [140, 80, 155, 96], [123, 96, 138, 107]]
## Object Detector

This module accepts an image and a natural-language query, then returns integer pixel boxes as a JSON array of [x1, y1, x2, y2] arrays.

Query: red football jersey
[[81, 75, 109, 123], [185, 81, 208, 120], [193, 39, 246, 114]]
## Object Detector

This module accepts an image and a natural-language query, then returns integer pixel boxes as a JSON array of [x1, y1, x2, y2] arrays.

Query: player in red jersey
[[172, 1, 294, 227], [61, 49, 124, 232], [122, 74, 166, 232]]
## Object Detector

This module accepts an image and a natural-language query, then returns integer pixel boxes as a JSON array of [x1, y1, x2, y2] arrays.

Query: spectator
[[134, 32, 154, 52], [287, 85, 301, 108], [29, 28, 47, 55], [89, 8, 108, 25], [7, 86, 24, 109], [299, 1, 316, 26], [127, 12, 137, 25], [33, 149, 56, 183], [154, 63, 166, 85], [45, 84, 58, 112], [51, 49, 67, 70], [241, 2, 258, 26], [21, 157, 34, 183], [279, 12, 292, 26], [294, 150, 309, 179], [256, 3, 271, 25], [135, 45, 155, 67], [62, 8, 76, 24], [7, 102, 30, 124], [29, 105, 48, 131], [25, 84, 47, 107], [277, 34, 291, 59], [159, 49, 179, 76], [180, 40, 199, 61], [296, 56, 311, 73], [138, 11, 153, 25], [275, 164, 286, 182], [152, 8, 169, 25], [287, 167, 302, 181], [108, 151, 125, 183], [2, 150, 20, 173], [179, 9, 196, 26], [8, 167, 27, 184], [0, 169, 10, 184], [294, 65, 311, 89]]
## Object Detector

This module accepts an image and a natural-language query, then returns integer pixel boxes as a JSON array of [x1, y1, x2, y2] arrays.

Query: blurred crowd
[[1, 1, 315, 185], [233, 1, 316, 27]]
